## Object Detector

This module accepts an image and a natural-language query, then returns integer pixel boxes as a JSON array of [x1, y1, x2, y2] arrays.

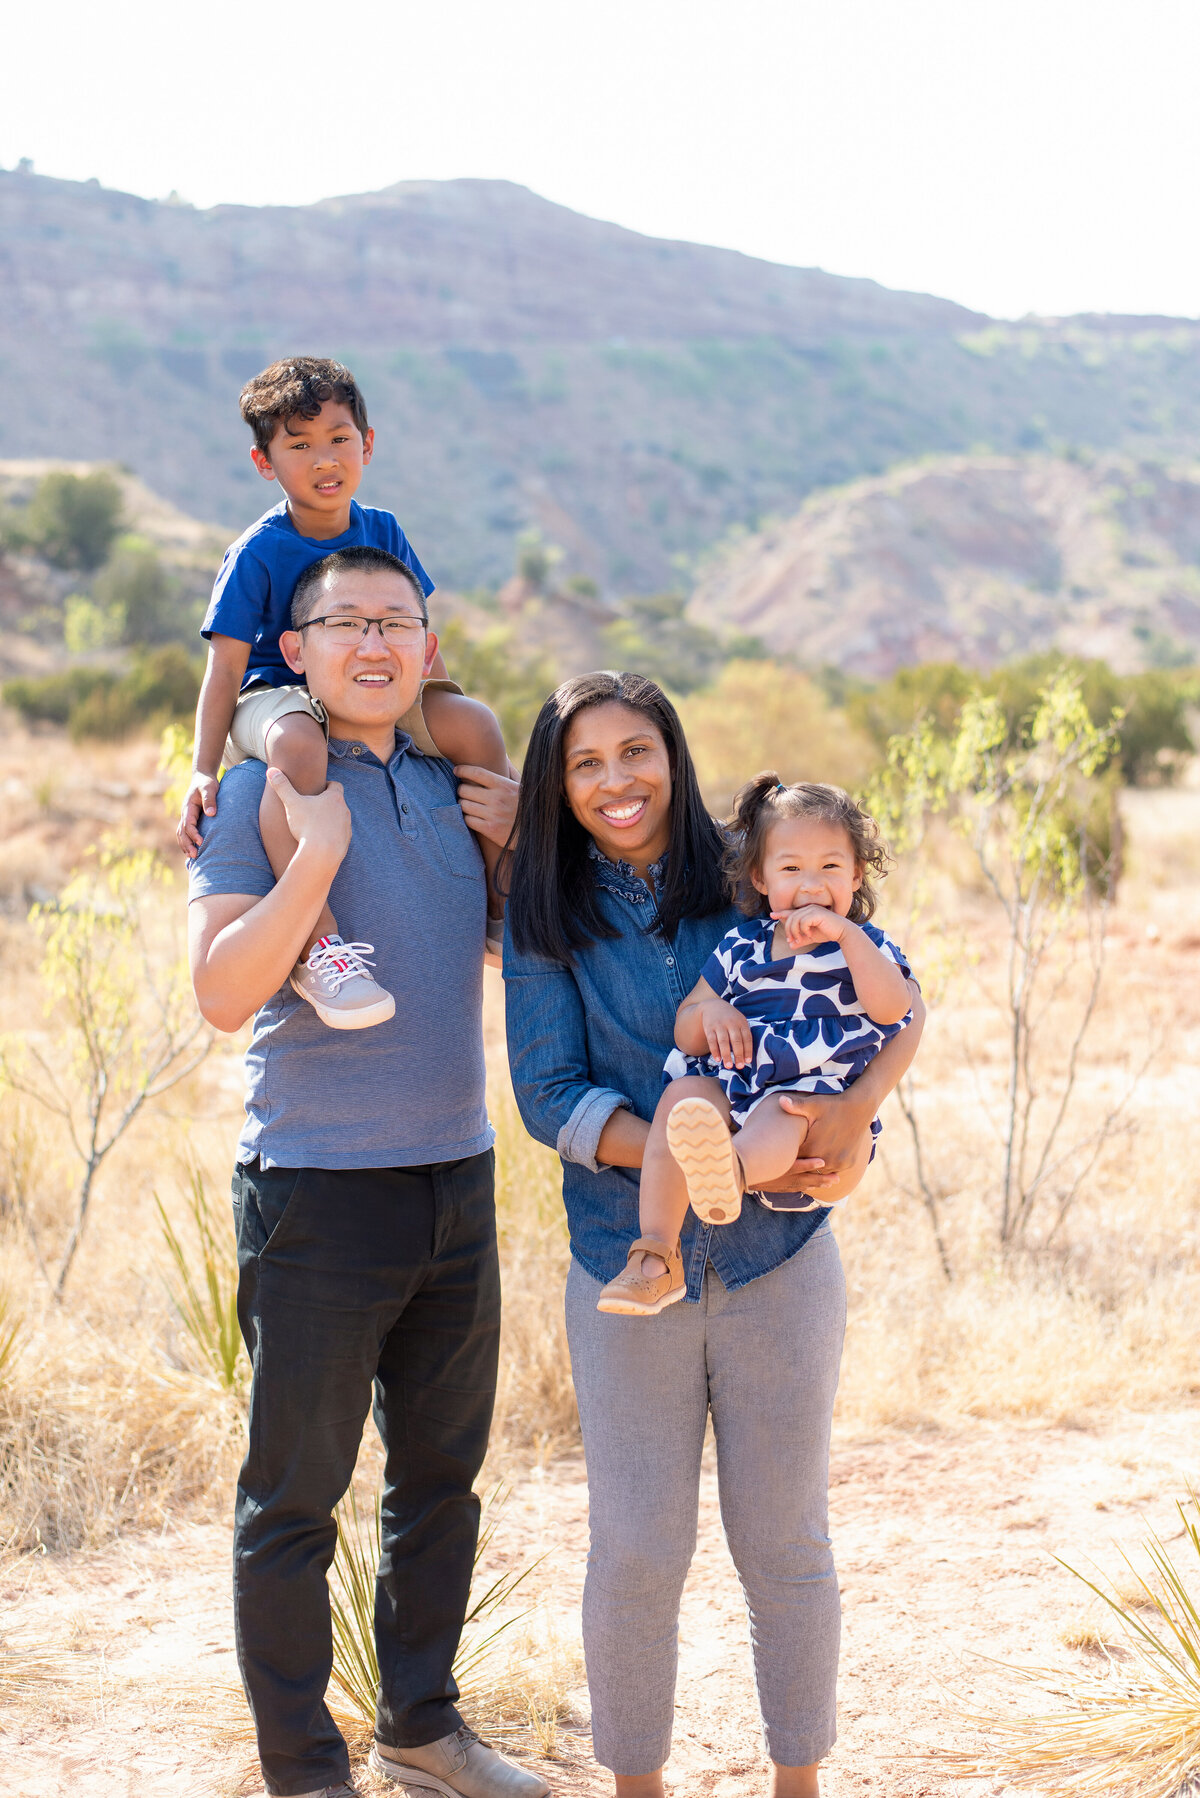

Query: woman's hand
[[774, 1089, 875, 1187]]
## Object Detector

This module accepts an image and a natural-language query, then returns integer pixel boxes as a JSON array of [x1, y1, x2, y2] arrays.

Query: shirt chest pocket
[[429, 803, 484, 880]]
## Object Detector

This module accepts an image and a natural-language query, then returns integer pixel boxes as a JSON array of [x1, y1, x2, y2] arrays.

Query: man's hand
[[772, 902, 848, 952], [178, 772, 220, 859], [698, 999, 753, 1070], [265, 770, 352, 866], [455, 765, 519, 848]]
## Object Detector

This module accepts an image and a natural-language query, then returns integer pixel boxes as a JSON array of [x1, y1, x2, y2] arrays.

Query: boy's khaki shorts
[[223, 679, 462, 768]]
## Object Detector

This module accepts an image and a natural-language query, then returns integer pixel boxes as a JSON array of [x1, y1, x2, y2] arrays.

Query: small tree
[[515, 528, 561, 593], [24, 469, 124, 571], [0, 838, 212, 1296], [93, 534, 174, 643], [871, 671, 1132, 1254]]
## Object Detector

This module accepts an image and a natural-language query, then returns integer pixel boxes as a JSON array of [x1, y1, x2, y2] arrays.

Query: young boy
[[177, 356, 510, 1028]]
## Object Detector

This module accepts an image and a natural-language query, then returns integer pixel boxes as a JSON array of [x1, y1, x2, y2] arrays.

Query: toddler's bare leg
[[259, 713, 337, 956], [733, 1094, 813, 1189], [793, 1125, 875, 1205], [639, 1076, 733, 1273]]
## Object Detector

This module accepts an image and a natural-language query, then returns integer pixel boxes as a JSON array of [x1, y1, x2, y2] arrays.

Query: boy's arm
[[421, 689, 519, 855], [178, 635, 251, 858]]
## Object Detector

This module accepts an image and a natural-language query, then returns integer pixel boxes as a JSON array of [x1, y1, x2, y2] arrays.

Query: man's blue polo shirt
[[188, 733, 492, 1171], [202, 501, 434, 690]]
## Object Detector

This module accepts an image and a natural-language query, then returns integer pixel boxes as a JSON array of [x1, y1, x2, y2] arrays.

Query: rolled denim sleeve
[[556, 1085, 632, 1172], [503, 932, 632, 1172]]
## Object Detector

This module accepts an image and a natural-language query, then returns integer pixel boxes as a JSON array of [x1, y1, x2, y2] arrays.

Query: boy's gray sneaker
[[370, 1725, 550, 1798], [290, 935, 395, 1030]]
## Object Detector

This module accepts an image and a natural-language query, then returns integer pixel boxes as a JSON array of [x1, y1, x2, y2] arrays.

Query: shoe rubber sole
[[595, 1280, 686, 1316], [666, 1096, 744, 1225], [369, 1744, 550, 1798], [290, 978, 396, 1030]]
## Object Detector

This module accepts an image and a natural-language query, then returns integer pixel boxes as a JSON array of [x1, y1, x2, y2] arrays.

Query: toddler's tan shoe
[[666, 1096, 746, 1225], [596, 1235, 685, 1315]]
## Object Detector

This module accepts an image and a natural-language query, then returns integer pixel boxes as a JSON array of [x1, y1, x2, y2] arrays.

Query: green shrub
[[848, 655, 1194, 786], [93, 535, 177, 644], [603, 593, 727, 696], [63, 593, 124, 653], [2, 667, 112, 726], [3, 648, 201, 740], [68, 647, 201, 740], [23, 469, 124, 571]]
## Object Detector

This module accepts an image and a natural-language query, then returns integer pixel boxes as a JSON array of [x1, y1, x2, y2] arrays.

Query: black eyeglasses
[[297, 613, 427, 642]]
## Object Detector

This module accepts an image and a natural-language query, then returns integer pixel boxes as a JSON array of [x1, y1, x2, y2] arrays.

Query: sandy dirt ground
[[4, 1408, 1198, 1798]]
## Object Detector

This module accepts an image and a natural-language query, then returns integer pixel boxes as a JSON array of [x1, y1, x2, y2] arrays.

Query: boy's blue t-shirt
[[201, 500, 435, 690]]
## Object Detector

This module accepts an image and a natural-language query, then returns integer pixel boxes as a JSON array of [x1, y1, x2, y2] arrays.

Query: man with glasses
[[187, 546, 542, 1798]]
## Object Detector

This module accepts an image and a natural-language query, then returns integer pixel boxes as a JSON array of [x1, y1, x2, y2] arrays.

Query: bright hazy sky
[[5, 0, 1199, 321]]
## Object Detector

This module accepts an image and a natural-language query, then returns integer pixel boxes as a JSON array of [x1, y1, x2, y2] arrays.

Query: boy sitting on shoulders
[[177, 356, 512, 1028]]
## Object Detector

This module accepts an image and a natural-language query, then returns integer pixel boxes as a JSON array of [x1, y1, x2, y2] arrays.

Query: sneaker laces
[[304, 938, 378, 993]]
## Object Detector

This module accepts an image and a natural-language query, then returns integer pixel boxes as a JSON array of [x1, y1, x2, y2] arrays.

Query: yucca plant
[[945, 1490, 1200, 1798], [328, 1481, 542, 1726], [156, 1169, 243, 1390]]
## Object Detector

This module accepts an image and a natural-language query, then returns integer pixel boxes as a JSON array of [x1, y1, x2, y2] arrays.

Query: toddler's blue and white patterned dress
[[662, 914, 913, 1140]]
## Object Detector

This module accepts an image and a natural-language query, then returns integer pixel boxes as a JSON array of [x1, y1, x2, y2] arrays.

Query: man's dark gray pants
[[232, 1150, 501, 1798]]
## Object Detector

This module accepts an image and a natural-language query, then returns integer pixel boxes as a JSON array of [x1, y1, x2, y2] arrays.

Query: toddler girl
[[597, 774, 914, 1315]]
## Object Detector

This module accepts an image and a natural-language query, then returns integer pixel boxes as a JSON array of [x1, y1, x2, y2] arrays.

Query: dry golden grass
[[943, 1494, 1200, 1798], [0, 728, 1198, 1568]]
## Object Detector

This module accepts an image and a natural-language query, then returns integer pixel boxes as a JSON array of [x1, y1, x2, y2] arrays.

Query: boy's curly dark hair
[[239, 357, 369, 455], [725, 773, 890, 924]]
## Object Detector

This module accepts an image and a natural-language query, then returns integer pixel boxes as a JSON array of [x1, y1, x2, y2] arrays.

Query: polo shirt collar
[[327, 728, 414, 766]]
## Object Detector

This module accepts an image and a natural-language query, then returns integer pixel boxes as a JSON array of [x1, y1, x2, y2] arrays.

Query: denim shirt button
[[665, 955, 675, 966]]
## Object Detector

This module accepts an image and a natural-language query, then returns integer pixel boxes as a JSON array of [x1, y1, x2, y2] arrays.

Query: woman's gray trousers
[[565, 1224, 846, 1776]]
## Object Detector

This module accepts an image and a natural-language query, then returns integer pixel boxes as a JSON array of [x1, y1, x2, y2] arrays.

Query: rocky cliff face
[[686, 455, 1200, 675], [3, 168, 1200, 592]]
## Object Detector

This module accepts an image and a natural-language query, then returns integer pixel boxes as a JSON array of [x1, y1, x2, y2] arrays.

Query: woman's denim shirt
[[503, 848, 826, 1300]]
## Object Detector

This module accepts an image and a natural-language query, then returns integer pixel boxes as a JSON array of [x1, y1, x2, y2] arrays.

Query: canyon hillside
[[686, 454, 1200, 675], [4, 168, 1200, 594]]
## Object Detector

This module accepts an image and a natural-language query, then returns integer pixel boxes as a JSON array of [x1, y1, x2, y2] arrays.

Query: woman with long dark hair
[[503, 672, 924, 1798]]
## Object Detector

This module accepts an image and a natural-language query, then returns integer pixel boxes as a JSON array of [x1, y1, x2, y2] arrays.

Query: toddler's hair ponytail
[[724, 773, 890, 923]]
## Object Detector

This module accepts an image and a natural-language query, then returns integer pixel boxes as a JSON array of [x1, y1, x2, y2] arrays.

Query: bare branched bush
[[871, 672, 1146, 1255], [0, 837, 212, 1295]]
